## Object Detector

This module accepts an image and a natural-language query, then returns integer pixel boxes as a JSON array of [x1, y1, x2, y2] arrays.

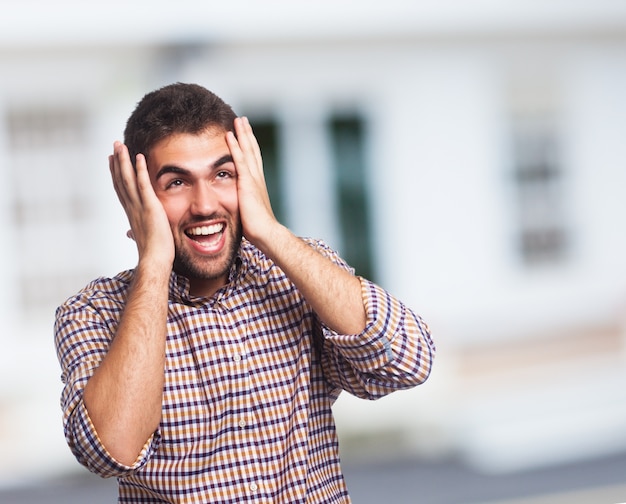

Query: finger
[[112, 142, 140, 203], [226, 129, 247, 175], [233, 117, 256, 157], [242, 117, 263, 169], [233, 117, 263, 180], [109, 150, 129, 204], [134, 153, 152, 202]]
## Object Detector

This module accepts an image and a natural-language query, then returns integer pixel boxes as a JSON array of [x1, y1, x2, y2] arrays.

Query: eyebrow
[[155, 154, 234, 181]]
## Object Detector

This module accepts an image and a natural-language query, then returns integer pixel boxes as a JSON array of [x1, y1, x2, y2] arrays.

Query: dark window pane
[[329, 116, 375, 281], [252, 120, 284, 225]]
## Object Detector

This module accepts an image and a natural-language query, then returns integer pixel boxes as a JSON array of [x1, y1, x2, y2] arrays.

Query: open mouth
[[185, 223, 225, 249]]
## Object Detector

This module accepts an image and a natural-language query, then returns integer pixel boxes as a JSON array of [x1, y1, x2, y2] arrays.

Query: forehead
[[147, 128, 229, 170]]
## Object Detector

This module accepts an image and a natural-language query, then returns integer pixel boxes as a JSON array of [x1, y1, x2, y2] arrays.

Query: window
[[329, 115, 375, 280], [506, 73, 568, 267], [7, 107, 91, 226], [6, 105, 94, 316], [251, 119, 285, 225], [511, 114, 567, 265], [247, 112, 375, 281]]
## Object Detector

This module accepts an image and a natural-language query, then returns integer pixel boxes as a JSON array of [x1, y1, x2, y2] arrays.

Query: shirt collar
[[168, 240, 251, 304]]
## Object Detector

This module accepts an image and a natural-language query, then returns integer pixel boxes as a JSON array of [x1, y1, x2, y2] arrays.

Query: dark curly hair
[[123, 82, 237, 164]]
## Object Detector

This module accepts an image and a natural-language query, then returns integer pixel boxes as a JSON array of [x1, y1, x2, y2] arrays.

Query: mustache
[[183, 213, 231, 225]]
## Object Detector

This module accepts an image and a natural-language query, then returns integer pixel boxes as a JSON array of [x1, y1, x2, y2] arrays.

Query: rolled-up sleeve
[[320, 277, 435, 400], [55, 277, 160, 478], [65, 399, 159, 478]]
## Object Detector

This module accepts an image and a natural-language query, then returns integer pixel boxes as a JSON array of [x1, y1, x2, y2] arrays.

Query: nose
[[189, 182, 219, 216]]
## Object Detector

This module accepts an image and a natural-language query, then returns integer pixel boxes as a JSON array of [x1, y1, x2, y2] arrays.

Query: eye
[[216, 170, 234, 180], [165, 178, 184, 189]]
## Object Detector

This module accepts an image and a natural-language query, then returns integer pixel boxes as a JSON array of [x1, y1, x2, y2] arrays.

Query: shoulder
[[238, 237, 348, 272], [56, 270, 134, 318], [301, 237, 353, 272], [237, 238, 273, 274]]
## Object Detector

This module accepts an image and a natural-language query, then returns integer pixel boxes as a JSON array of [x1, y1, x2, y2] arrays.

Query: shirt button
[[249, 483, 258, 492], [233, 354, 242, 362], [238, 420, 247, 428]]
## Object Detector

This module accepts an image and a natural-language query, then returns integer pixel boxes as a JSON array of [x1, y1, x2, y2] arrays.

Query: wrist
[[136, 254, 173, 279], [246, 221, 291, 260]]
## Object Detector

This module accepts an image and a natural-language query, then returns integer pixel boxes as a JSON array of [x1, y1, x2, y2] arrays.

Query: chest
[[160, 293, 319, 441]]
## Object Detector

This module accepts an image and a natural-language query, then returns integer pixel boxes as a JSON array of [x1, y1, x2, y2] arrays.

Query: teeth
[[187, 223, 224, 236]]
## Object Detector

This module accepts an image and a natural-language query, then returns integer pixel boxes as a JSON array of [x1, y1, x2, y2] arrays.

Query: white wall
[[1, 25, 626, 484]]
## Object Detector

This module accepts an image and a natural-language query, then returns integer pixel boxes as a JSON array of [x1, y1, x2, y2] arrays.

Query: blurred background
[[1, 0, 626, 502]]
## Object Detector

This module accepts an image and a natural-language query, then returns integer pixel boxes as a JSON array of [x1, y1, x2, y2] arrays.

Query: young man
[[55, 82, 435, 503]]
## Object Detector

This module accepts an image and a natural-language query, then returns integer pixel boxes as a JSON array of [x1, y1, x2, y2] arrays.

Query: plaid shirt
[[55, 238, 435, 503]]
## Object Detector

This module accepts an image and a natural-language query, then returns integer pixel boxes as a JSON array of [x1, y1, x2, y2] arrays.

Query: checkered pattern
[[55, 238, 435, 503]]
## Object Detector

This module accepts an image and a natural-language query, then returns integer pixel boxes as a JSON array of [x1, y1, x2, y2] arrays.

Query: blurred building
[[1, 0, 626, 485]]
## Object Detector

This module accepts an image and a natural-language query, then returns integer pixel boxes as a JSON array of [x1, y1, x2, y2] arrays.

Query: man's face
[[147, 128, 242, 297]]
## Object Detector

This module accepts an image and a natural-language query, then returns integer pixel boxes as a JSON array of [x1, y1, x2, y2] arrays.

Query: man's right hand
[[109, 141, 174, 269]]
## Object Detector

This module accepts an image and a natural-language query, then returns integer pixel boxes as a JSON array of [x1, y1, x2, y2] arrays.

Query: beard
[[172, 218, 243, 284]]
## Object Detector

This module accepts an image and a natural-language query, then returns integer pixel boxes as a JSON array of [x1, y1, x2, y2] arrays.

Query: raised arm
[[227, 117, 366, 335], [81, 143, 174, 466]]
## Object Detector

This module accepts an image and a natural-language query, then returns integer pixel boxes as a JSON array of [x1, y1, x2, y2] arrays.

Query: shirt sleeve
[[54, 282, 161, 478], [320, 277, 435, 400], [303, 239, 435, 400]]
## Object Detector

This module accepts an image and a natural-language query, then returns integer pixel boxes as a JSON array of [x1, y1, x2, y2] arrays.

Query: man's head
[[125, 83, 242, 297], [124, 82, 237, 165]]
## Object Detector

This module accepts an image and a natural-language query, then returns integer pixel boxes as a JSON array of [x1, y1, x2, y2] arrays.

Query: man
[[55, 82, 435, 503]]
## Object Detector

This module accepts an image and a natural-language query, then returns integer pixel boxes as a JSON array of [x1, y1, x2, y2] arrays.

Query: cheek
[[158, 197, 188, 227], [225, 192, 240, 214], [216, 185, 239, 214]]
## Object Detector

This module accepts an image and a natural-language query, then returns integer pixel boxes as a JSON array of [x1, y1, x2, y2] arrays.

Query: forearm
[[256, 224, 366, 335], [320, 279, 436, 399], [82, 260, 169, 466]]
